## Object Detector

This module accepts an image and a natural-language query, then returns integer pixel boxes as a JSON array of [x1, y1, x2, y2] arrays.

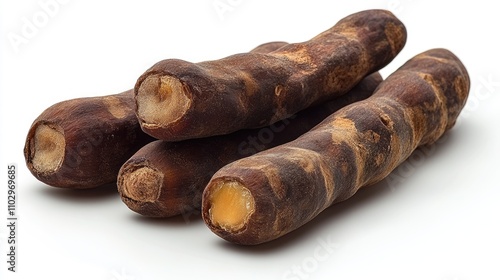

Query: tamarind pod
[[23, 42, 288, 189], [201, 48, 470, 245], [118, 73, 382, 217], [24, 90, 156, 189], [134, 9, 407, 141], [248, 41, 288, 53]]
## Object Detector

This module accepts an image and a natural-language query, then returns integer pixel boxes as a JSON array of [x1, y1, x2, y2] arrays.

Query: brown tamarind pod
[[24, 90, 156, 189], [23, 42, 289, 189], [248, 41, 288, 53], [202, 48, 470, 245], [134, 9, 407, 141], [118, 73, 382, 217]]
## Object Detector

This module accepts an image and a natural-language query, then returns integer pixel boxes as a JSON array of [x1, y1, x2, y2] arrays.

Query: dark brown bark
[[135, 9, 407, 141], [23, 42, 289, 189], [118, 73, 382, 217], [202, 49, 470, 245], [24, 90, 155, 189]]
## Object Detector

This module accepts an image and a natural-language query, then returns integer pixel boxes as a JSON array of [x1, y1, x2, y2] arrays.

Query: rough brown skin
[[24, 90, 156, 189], [248, 41, 288, 53], [23, 42, 286, 189], [202, 49, 470, 245], [118, 73, 382, 217], [134, 9, 407, 141]]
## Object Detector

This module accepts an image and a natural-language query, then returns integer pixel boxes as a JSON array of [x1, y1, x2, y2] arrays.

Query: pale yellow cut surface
[[208, 181, 255, 233]]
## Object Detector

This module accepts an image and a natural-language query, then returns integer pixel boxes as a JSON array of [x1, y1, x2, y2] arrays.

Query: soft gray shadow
[[36, 182, 119, 203], [129, 211, 203, 228]]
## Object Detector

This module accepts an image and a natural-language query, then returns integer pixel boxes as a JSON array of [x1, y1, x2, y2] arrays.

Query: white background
[[1, 1, 499, 279]]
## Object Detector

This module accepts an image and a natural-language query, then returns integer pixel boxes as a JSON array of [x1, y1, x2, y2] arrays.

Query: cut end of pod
[[136, 74, 191, 130], [119, 166, 163, 203], [205, 180, 255, 234], [27, 123, 65, 175]]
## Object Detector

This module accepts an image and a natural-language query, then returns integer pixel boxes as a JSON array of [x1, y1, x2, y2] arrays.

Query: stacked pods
[[202, 49, 470, 244], [24, 9, 470, 246]]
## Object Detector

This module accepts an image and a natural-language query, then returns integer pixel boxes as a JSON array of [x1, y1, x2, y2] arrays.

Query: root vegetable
[[202, 48, 470, 245], [23, 41, 291, 189], [24, 90, 156, 189], [118, 73, 382, 217], [135, 9, 407, 141]]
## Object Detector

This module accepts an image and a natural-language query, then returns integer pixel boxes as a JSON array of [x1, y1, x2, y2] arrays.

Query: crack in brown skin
[[24, 90, 156, 189], [135, 9, 407, 141], [202, 48, 470, 245], [118, 44, 382, 217]]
